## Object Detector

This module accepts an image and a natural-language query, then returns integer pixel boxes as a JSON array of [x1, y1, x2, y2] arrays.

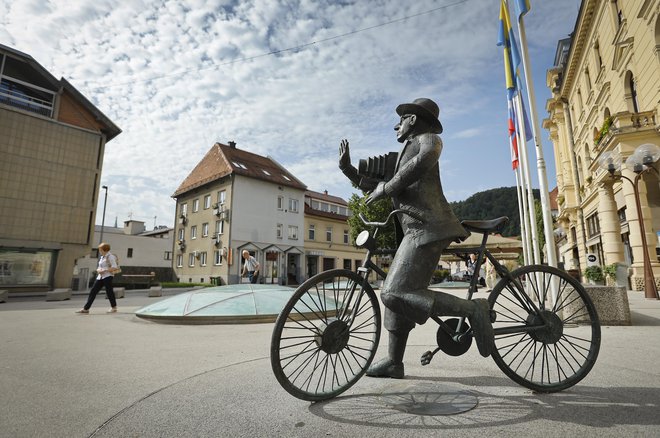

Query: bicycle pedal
[[421, 348, 440, 366], [420, 351, 434, 366]]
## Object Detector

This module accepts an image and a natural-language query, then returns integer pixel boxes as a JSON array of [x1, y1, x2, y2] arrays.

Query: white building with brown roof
[[172, 141, 307, 285]]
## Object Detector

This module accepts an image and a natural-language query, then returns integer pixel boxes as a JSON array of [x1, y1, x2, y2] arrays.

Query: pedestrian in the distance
[[241, 250, 260, 284], [76, 243, 120, 314]]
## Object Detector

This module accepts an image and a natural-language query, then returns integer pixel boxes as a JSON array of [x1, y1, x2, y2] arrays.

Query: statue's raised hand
[[339, 139, 351, 170]]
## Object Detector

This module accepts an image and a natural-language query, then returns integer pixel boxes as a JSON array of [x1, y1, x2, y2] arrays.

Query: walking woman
[[76, 243, 119, 314]]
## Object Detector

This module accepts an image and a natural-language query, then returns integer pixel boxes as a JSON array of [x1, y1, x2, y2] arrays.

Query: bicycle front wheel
[[270, 269, 381, 401], [489, 265, 600, 393]]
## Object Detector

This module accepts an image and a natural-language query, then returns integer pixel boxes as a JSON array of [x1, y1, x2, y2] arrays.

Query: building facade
[[544, 0, 660, 289], [73, 221, 175, 289], [0, 44, 120, 292], [303, 190, 364, 280], [172, 142, 307, 285]]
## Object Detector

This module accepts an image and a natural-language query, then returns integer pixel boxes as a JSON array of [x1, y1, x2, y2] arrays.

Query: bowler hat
[[396, 98, 443, 134]]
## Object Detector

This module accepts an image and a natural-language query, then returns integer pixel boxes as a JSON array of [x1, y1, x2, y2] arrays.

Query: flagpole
[[514, 92, 541, 264], [515, 10, 558, 268], [515, 166, 531, 265]]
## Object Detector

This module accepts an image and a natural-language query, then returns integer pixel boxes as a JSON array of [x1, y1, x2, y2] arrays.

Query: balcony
[[0, 77, 54, 118]]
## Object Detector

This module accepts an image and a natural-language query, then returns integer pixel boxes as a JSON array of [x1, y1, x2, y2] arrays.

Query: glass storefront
[[0, 249, 55, 287]]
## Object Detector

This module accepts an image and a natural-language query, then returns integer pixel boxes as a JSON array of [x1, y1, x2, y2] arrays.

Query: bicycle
[[270, 209, 601, 401]]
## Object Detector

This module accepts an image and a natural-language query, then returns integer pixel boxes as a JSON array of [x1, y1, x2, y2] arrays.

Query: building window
[[277, 223, 283, 239], [180, 203, 188, 215], [189, 253, 195, 267], [204, 195, 211, 209], [178, 228, 185, 241], [176, 254, 183, 267], [200, 251, 207, 266], [343, 229, 349, 244], [308, 224, 315, 240], [127, 248, 133, 258], [628, 73, 639, 113], [214, 250, 222, 265], [192, 199, 199, 212], [618, 207, 627, 223], [215, 220, 224, 235], [586, 213, 600, 238], [202, 223, 209, 237], [289, 198, 299, 213], [288, 225, 298, 240], [343, 259, 352, 270], [218, 190, 226, 205], [326, 227, 332, 242], [164, 251, 172, 261], [277, 196, 284, 210], [191, 225, 197, 239]]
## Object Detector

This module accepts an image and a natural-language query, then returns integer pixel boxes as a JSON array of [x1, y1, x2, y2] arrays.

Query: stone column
[[621, 167, 660, 290], [597, 181, 625, 265]]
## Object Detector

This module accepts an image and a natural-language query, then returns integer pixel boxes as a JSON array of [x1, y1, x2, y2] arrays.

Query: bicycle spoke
[[490, 265, 600, 393], [271, 269, 381, 401]]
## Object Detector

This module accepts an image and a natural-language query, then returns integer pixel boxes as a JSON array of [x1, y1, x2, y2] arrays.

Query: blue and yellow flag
[[497, 0, 521, 95], [514, 0, 530, 21]]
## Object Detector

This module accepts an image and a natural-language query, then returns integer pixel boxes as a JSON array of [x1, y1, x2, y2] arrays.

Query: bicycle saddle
[[461, 216, 509, 234]]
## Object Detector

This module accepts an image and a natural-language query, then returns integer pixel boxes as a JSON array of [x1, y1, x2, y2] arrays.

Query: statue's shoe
[[469, 298, 495, 357], [365, 358, 404, 379]]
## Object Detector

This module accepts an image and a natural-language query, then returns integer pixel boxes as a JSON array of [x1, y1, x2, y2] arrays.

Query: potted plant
[[603, 263, 617, 286], [584, 266, 604, 285]]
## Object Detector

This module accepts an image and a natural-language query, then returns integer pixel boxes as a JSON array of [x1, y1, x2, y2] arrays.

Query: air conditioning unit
[[220, 209, 230, 221], [178, 240, 186, 252], [193, 250, 200, 259], [178, 214, 188, 225]]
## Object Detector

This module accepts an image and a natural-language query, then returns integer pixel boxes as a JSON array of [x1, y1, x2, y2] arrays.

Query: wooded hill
[[450, 187, 540, 237]]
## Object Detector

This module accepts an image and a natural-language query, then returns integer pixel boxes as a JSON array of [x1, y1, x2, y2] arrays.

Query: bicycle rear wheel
[[270, 269, 381, 401], [489, 265, 600, 393]]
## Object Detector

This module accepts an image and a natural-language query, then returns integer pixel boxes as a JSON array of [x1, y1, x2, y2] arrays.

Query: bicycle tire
[[488, 264, 600, 393], [270, 269, 381, 401]]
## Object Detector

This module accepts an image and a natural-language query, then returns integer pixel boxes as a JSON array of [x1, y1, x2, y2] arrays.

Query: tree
[[347, 193, 396, 250], [450, 187, 540, 237]]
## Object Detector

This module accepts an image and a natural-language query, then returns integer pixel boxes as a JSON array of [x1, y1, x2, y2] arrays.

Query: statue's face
[[395, 114, 415, 143]]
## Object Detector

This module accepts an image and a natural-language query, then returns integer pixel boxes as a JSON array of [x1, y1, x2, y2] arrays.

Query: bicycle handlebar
[[358, 208, 423, 228]]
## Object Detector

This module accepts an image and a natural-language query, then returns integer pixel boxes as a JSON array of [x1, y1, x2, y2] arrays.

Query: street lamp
[[99, 185, 108, 247], [598, 144, 660, 299]]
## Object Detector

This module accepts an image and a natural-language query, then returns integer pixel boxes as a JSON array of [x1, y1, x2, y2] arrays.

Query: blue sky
[[1, 0, 581, 227]]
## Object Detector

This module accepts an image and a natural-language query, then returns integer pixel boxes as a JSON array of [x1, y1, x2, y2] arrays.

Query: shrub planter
[[564, 285, 631, 326]]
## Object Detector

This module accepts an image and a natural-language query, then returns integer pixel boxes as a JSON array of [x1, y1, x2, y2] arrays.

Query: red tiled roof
[[172, 142, 306, 197], [305, 189, 348, 206]]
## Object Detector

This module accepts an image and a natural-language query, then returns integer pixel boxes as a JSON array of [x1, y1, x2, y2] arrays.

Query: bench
[[105, 287, 125, 299], [0, 289, 8, 303], [114, 273, 156, 289], [46, 288, 72, 301], [148, 286, 163, 297]]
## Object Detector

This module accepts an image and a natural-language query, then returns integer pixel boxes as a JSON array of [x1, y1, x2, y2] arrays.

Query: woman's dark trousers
[[84, 276, 116, 310]]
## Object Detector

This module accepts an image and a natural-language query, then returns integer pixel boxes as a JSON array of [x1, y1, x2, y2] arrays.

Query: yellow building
[[0, 44, 120, 292], [303, 190, 364, 280], [544, 1, 660, 289]]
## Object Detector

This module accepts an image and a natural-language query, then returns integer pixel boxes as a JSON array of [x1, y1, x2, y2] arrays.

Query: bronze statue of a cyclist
[[339, 97, 495, 379]]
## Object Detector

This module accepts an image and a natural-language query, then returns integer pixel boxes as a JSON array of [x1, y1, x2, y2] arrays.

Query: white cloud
[[1, 0, 579, 226]]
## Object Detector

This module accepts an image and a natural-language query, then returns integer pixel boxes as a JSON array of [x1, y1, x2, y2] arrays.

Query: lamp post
[[99, 185, 108, 247], [598, 144, 659, 299]]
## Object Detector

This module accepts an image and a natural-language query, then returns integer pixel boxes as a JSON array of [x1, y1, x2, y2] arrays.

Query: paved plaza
[[1, 288, 660, 437]]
